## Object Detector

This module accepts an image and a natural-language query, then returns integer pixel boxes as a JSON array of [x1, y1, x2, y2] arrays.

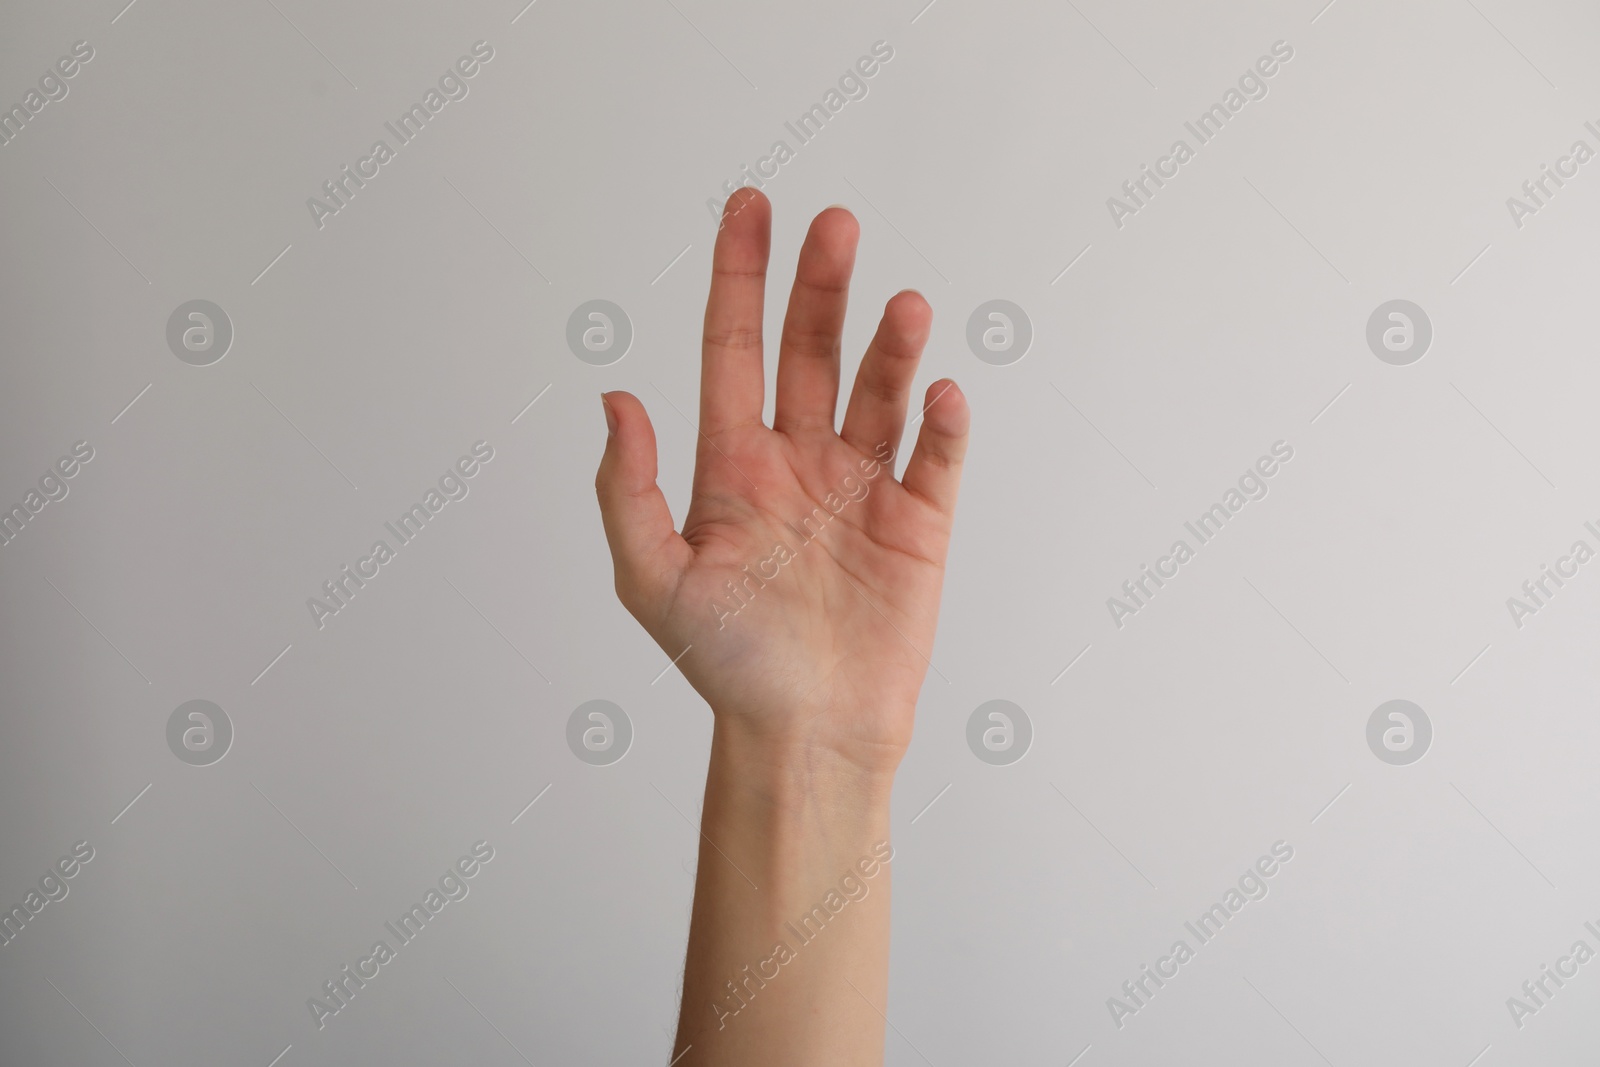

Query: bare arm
[[595, 189, 970, 1066]]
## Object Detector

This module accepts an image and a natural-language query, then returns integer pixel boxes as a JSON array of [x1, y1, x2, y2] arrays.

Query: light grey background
[[2, 0, 1597, 1063]]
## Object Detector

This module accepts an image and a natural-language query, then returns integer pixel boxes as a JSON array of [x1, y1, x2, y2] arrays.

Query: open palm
[[595, 190, 970, 774]]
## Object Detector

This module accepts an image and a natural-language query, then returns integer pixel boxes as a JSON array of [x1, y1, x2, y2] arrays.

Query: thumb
[[595, 391, 690, 612]]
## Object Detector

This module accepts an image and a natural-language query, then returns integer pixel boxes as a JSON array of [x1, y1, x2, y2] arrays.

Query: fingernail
[[601, 393, 617, 436], [825, 203, 850, 211]]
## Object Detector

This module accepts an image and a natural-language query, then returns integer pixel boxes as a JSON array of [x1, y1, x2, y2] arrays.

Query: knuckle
[[800, 276, 850, 296], [779, 324, 840, 356], [704, 325, 764, 351], [858, 374, 904, 406]]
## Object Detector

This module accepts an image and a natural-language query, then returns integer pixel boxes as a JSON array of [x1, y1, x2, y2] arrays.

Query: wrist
[[706, 716, 899, 822]]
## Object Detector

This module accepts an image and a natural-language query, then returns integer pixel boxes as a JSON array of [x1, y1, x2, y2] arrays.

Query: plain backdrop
[[1, 0, 1598, 1064]]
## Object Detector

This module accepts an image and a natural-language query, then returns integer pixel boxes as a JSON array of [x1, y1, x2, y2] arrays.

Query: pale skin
[[595, 188, 970, 1066]]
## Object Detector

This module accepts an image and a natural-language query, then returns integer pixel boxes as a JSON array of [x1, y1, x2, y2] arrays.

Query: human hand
[[595, 189, 970, 778]]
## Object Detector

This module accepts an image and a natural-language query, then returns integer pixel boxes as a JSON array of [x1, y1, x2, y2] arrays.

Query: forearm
[[671, 719, 898, 1067]]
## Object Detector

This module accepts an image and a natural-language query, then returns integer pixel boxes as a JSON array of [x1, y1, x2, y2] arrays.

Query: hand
[[595, 189, 970, 776]]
